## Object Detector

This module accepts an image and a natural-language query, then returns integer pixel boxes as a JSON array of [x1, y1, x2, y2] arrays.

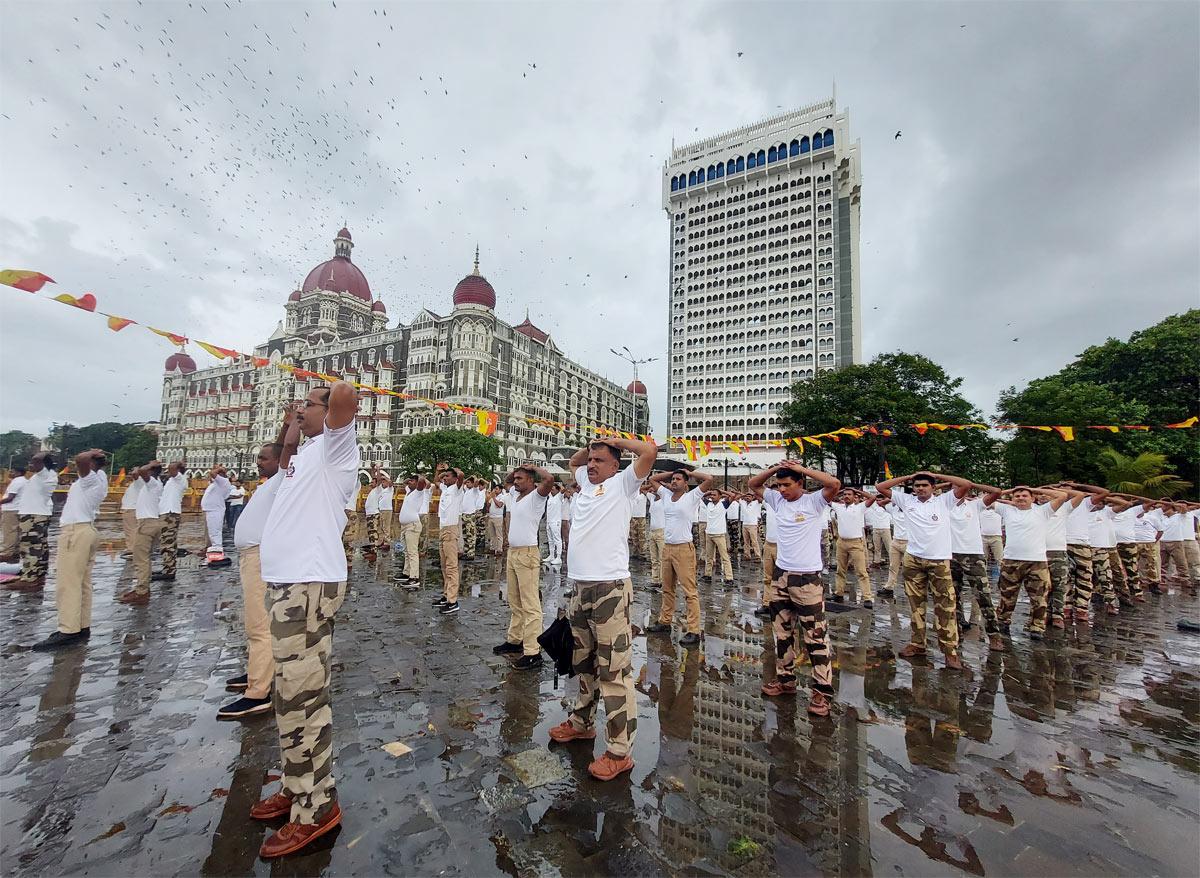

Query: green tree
[[0, 430, 42, 470], [73, 422, 135, 456], [394, 429, 502, 479], [1095, 449, 1191, 498], [113, 429, 159, 470], [779, 352, 1001, 485]]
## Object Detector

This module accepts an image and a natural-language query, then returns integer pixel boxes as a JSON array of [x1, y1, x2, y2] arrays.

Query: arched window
[[823, 129, 834, 147], [707, 164, 716, 179], [756, 149, 765, 165], [735, 156, 745, 172], [789, 139, 800, 157], [768, 146, 778, 163], [746, 152, 756, 169], [671, 176, 679, 192], [689, 170, 698, 186], [799, 136, 810, 154], [715, 162, 724, 178]]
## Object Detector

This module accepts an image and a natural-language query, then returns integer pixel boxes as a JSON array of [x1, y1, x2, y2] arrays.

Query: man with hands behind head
[[644, 466, 714, 647]]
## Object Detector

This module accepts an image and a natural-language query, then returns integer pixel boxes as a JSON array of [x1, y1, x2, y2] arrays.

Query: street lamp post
[[610, 346, 658, 392]]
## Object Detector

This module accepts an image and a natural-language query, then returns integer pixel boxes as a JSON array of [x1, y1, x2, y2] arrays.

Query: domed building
[[157, 229, 648, 477]]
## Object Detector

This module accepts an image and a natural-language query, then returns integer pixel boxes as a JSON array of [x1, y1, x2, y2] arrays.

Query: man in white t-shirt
[[9, 452, 59, 589], [876, 492, 909, 597], [375, 474, 396, 552], [485, 483, 507, 557], [117, 473, 142, 559], [753, 501, 779, 619], [740, 494, 763, 561], [1111, 498, 1148, 604], [1037, 484, 1082, 628], [1133, 501, 1165, 595], [226, 479, 247, 531], [121, 461, 165, 603], [701, 490, 736, 584], [629, 488, 649, 560], [220, 412, 291, 719], [32, 450, 108, 646], [876, 472, 979, 671], [725, 494, 742, 558], [460, 478, 485, 558], [547, 437, 656, 782], [431, 464, 466, 615], [397, 475, 430, 584], [542, 483, 564, 565], [748, 460, 841, 717], [252, 382, 359, 858], [1183, 504, 1200, 584], [643, 483, 666, 584], [830, 488, 873, 606], [978, 505, 1003, 570], [200, 465, 233, 550], [1157, 501, 1200, 587], [865, 499, 892, 571], [983, 486, 1069, 640], [1059, 482, 1106, 620], [492, 465, 552, 669], [0, 466, 28, 562], [1086, 493, 1135, 616], [155, 462, 189, 581], [947, 491, 1001, 642], [644, 467, 714, 646], [363, 469, 386, 552], [342, 485, 361, 564]]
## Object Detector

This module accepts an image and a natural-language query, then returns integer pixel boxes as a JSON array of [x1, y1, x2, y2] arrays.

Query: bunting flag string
[[4, 271, 1197, 451]]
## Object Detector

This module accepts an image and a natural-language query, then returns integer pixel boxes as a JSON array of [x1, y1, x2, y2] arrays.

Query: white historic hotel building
[[662, 97, 863, 444], [157, 229, 648, 477]]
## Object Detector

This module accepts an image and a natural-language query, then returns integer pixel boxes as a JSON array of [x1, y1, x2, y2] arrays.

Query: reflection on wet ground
[[2, 515, 1198, 876]]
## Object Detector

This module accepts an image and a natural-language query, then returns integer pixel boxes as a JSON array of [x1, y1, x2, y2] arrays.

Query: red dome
[[165, 352, 197, 374], [371, 300, 386, 313], [302, 256, 372, 302], [288, 289, 301, 302], [337, 227, 352, 240], [453, 273, 496, 309], [627, 380, 647, 395]]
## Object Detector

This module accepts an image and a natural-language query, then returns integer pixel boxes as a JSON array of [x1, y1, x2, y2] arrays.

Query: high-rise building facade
[[662, 97, 862, 443]]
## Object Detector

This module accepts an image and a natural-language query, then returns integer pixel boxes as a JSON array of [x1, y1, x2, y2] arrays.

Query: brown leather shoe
[[4, 578, 44, 591], [118, 589, 149, 605], [587, 751, 633, 781], [760, 679, 797, 697], [944, 653, 964, 671], [1051, 617, 1065, 630], [1134, 594, 1146, 603], [1106, 605, 1119, 616], [807, 691, 831, 717], [548, 720, 596, 743], [250, 790, 293, 820], [259, 802, 341, 858], [988, 634, 1007, 650], [898, 643, 927, 659]]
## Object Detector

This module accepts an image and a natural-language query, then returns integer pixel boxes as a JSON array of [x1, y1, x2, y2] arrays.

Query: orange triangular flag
[[149, 327, 188, 345], [1166, 417, 1198, 429], [106, 315, 135, 331], [0, 270, 54, 292], [52, 292, 97, 311], [195, 340, 239, 360], [1052, 426, 1075, 442]]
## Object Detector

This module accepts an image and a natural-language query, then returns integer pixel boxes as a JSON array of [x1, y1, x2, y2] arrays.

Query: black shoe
[[151, 572, 175, 582], [432, 595, 448, 607], [225, 673, 249, 690], [644, 623, 670, 634], [998, 623, 1011, 636], [959, 619, 973, 632], [80, 627, 91, 638], [863, 600, 874, 609], [1029, 631, 1044, 641], [513, 654, 544, 670], [493, 641, 522, 655], [440, 602, 460, 615], [753, 606, 772, 618], [31, 630, 86, 651], [679, 632, 701, 647], [217, 695, 273, 719], [879, 588, 894, 599], [829, 594, 847, 603]]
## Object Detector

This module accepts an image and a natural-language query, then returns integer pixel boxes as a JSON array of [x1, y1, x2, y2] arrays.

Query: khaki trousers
[[648, 528, 665, 583], [505, 545, 542, 655], [1185, 540, 1200, 583], [660, 542, 700, 633], [1160, 541, 1194, 582], [377, 510, 394, 545], [1136, 541, 1161, 586], [704, 532, 733, 580], [239, 545, 274, 699], [132, 517, 163, 594], [886, 538, 908, 589], [439, 524, 461, 602], [400, 520, 422, 579], [742, 523, 762, 559], [762, 541, 778, 604], [486, 517, 504, 553], [0, 510, 20, 558], [120, 508, 138, 554], [836, 536, 872, 599], [982, 535, 1004, 568], [55, 522, 100, 634]]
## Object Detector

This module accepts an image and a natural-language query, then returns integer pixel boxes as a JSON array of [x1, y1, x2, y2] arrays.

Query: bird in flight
[[894, 130, 902, 139]]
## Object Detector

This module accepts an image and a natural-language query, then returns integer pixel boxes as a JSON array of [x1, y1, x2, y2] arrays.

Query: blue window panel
[[824, 130, 835, 147], [715, 162, 724, 178], [789, 139, 800, 157], [670, 176, 678, 191], [779, 142, 788, 157], [757, 149, 765, 165], [768, 146, 778, 163], [689, 170, 697, 186], [747, 153, 757, 169], [707, 164, 716, 180], [735, 156, 745, 172], [800, 136, 810, 154]]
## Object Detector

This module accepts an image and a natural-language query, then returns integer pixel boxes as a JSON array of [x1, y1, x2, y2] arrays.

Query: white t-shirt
[[365, 485, 384, 515], [704, 500, 728, 536], [60, 469, 108, 526], [1064, 496, 1095, 545], [996, 502, 1052, 562], [1088, 506, 1117, 549], [420, 489, 431, 515], [507, 489, 548, 548], [1044, 503, 1070, 551], [260, 422, 361, 584], [764, 488, 829, 572], [562, 495, 574, 523], [201, 474, 232, 512], [740, 499, 762, 526], [648, 494, 665, 530], [399, 487, 428, 524], [890, 490, 957, 561], [1161, 511, 1191, 541], [948, 497, 985, 555], [978, 507, 1003, 537], [865, 503, 891, 530], [764, 504, 778, 543], [159, 473, 188, 515], [17, 468, 58, 516], [228, 486, 246, 507], [726, 500, 740, 522], [234, 472, 283, 549], [438, 483, 464, 527], [568, 464, 642, 581], [1133, 509, 1162, 543], [378, 486, 394, 512], [889, 501, 909, 540], [467, 487, 488, 514], [345, 490, 360, 513], [2, 475, 28, 510], [1113, 505, 1142, 544], [831, 502, 866, 540], [545, 493, 563, 523], [630, 492, 648, 517], [136, 477, 164, 520], [119, 477, 141, 512], [659, 486, 704, 545]]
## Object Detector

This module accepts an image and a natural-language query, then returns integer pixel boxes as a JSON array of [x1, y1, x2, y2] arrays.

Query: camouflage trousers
[[342, 512, 358, 562], [1046, 550, 1069, 618], [567, 578, 637, 757], [1114, 543, 1142, 598], [461, 512, 481, 556], [365, 514, 380, 547], [269, 580, 346, 825], [1065, 544, 1093, 611], [769, 568, 834, 696], [1091, 549, 1116, 607], [159, 513, 181, 575], [902, 555, 958, 655], [1135, 542, 1161, 589], [950, 552, 998, 635], [17, 514, 50, 582], [997, 560, 1050, 633]]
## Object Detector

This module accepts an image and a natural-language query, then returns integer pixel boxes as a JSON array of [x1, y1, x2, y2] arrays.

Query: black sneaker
[[753, 606, 772, 619], [225, 673, 249, 690], [151, 572, 175, 582], [644, 623, 670, 634], [679, 632, 701, 647], [31, 630, 87, 651], [217, 695, 273, 719], [513, 654, 543, 670], [440, 602, 460, 615], [493, 641, 522, 655], [432, 595, 448, 607], [998, 623, 1011, 636], [863, 600, 874, 609], [80, 627, 91, 638]]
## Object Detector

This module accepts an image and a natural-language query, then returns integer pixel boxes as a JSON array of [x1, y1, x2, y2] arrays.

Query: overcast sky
[[2, 0, 1197, 439]]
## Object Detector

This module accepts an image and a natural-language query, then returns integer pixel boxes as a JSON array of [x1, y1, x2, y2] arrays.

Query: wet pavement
[[2, 514, 1199, 877]]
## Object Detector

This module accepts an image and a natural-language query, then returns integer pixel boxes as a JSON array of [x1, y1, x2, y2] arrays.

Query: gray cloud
[[2, 1, 1196, 437]]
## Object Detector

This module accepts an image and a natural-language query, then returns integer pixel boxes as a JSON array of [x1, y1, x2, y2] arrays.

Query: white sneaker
[[550, 559, 561, 567]]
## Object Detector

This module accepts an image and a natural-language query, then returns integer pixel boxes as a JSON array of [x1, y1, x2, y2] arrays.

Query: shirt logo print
[[286, 464, 296, 478], [594, 486, 605, 497], [931, 514, 939, 521]]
